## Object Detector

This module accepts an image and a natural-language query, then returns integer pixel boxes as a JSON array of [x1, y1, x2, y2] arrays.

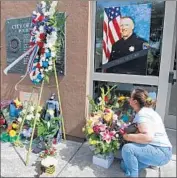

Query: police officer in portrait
[[106, 16, 149, 75]]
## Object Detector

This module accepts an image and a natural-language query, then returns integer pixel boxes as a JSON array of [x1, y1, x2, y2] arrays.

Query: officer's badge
[[143, 42, 150, 49], [129, 46, 135, 52]]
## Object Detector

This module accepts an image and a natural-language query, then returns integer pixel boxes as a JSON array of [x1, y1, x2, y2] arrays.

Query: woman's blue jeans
[[121, 143, 172, 177]]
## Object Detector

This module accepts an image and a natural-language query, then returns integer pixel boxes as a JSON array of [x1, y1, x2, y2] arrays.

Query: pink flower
[[113, 114, 118, 121], [93, 124, 107, 134], [100, 130, 116, 144], [98, 124, 107, 132], [93, 125, 100, 134], [104, 108, 111, 113]]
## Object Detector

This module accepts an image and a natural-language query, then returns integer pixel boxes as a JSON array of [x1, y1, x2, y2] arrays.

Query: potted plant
[[39, 146, 58, 174]]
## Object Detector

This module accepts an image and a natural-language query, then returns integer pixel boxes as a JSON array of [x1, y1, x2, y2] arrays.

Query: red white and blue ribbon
[[27, 45, 39, 74]]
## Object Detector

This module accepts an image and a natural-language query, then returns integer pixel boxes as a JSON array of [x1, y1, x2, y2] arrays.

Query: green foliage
[[36, 117, 61, 140], [88, 85, 118, 113], [87, 95, 99, 113], [93, 140, 120, 156], [44, 75, 49, 84]]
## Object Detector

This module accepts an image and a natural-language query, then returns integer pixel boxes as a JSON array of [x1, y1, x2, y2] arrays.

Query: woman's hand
[[123, 134, 129, 141], [122, 123, 154, 144]]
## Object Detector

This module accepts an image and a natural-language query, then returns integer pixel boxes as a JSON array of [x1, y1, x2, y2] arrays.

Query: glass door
[[164, 43, 176, 129], [87, 0, 177, 122]]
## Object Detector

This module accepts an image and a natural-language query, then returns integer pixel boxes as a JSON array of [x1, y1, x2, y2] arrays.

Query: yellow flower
[[89, 138, 97, 145], [88, 138, 92, 144], [118, 96, 126, 101], [82, 127, 85, 132], [9, 130, 16, 137], [88, 128, 94, 134], [12, 123, 18, 129], [103, 113, 113, 123], [87, 119, 92, 125], [90, 140, 97, 145], [14, 98, 22, 108], [37, 106, 42, 112]]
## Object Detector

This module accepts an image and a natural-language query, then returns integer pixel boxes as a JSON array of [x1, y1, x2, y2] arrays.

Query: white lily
[[48, 66, 53, 70], [29, 106, 35, 113], [39, 26, 44, 33], [51, 51, 56, 58], [17, 117, 22, 123], [48, 60, 53, 65], [41, 1, 46, 8], [33, 11, 37, 15], [51, 1, 58, 8], [48, 8, 56, 16], [26, 114, 34, 121], [36, 113, 40, 119]]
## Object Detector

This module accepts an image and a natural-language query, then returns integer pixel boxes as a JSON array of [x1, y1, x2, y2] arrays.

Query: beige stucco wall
[[0, 0, 89, 139]]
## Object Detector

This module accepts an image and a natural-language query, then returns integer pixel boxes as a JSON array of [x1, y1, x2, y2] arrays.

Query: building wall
[[1, 0, 89, 139]]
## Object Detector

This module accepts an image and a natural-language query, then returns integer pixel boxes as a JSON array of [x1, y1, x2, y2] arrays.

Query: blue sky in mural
[[120, 4, 152, 42], [97, 1, 152, 42]]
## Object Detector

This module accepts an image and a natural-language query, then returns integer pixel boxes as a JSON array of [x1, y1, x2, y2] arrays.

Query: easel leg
[[25, 80, 44, 166], [53, 61, 66, 140]]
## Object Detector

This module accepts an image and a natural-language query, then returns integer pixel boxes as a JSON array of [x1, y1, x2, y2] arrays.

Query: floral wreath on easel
[[3, 0, 60, 88], [29, 1, 59, 84]]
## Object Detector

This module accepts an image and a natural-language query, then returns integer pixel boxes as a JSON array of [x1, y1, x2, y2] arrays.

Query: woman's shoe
[[149, 166, 159, 170]]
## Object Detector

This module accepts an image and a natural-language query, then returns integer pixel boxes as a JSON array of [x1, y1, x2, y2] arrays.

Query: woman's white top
[[133, 107, 172, 148]]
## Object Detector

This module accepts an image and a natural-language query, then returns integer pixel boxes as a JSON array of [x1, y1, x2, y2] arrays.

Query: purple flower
[[44, 25, 54, 34]]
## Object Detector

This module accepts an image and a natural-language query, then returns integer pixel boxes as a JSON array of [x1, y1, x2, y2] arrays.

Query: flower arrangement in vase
[[83, 85, 130, 168]]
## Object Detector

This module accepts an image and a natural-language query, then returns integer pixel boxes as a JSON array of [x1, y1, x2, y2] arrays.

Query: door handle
[[168, 72, 176, 85]]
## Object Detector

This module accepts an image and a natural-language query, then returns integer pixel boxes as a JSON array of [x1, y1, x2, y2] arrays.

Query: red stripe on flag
[[112, 18, 121, 39], [103, 21, 108, 35], [103, 40, 111, 59], [108, 25, 115, 45]]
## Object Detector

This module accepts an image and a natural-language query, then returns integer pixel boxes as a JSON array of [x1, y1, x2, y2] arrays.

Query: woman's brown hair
[[131, 88, 156, 108]]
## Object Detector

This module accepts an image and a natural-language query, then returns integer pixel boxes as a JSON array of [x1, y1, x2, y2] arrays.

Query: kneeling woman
[[121, 88, 172, 177]]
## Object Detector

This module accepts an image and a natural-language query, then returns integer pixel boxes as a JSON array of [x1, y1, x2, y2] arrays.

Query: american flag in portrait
[[102, 7, 122, 64]]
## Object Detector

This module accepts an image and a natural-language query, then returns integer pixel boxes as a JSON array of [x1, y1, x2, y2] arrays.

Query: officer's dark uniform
[[106, 33, 148, 75]]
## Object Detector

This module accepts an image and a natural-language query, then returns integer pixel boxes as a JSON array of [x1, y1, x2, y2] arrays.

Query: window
[[94, 0, 165, 76], [93, 81, 158, 122]]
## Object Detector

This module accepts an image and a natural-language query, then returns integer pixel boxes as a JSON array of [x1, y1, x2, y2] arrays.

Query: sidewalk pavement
[[1, 129, 176, 177]]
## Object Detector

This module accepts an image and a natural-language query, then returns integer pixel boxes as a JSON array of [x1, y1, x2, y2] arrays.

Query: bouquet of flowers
[[39, 146, 57, 158], [83, 85, 131, 156], [0, 120, 20, 143], [14, 103, 43, 142], [83, 109, 121, 156]]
